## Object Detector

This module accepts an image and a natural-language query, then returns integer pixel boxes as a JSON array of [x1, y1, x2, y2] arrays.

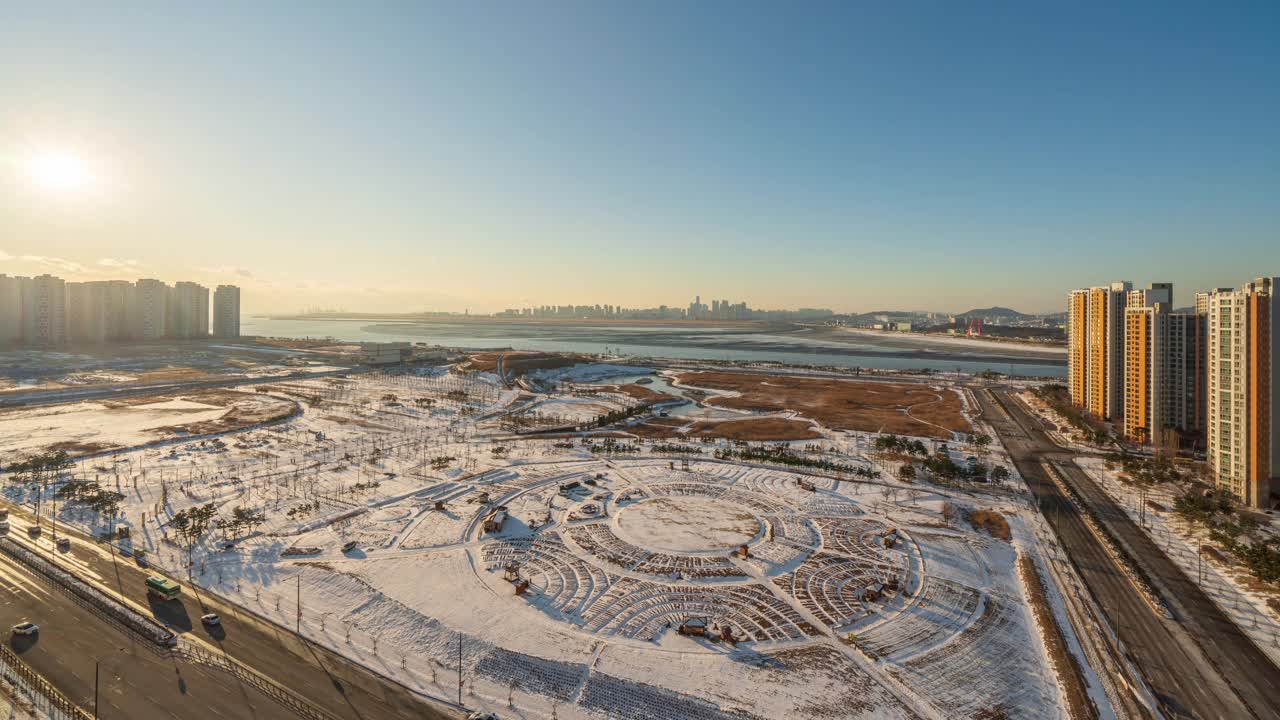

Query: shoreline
[[823, 326, 1066, 357]]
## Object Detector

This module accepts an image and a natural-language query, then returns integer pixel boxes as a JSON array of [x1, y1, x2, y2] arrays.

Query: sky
[[1, 2, 1277, 315]]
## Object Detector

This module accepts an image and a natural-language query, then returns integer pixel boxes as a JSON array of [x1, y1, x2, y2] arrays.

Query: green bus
[[145, 575, 181, 601]]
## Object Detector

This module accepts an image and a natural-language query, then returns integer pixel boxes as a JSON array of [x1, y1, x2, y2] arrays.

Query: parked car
[[56, 538, 71, 552], [11, 622, 38, 636], [0, 520, 9, 533], [467, 713, 499, 720], [342, 541, 359, 553], [201, 613, 221, 626]]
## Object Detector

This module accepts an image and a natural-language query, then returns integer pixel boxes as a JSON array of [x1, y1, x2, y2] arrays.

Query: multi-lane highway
[[0, 510, 458, 720], [976, 386, 1280, 720], [0, 544, 290, 719]]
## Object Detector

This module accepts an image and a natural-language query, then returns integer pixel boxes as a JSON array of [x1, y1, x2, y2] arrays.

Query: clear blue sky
[[2, 1, 1277, 313]]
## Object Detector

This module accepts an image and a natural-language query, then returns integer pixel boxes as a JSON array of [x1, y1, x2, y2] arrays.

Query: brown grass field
[[675, 371, 970, 439], [464, 351, 590, 376], [625, 416, 820, 441], [599, 383, 680, 404], [690, 417, 822, 441], [968, 509, 1012, 541]]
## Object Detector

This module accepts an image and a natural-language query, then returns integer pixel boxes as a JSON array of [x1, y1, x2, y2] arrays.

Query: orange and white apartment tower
[[1206, 277, 1279, 508], [1067, 281, 1131, 420], [1123, 290, 1199, 446]]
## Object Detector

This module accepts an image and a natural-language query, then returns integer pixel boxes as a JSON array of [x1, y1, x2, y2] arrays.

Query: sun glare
[[23, 148, 94, 194]]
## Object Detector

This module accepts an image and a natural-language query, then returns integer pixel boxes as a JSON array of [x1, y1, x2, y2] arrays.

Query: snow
[[530, 362, 643, 383], [1076, 457, 1280, 666], [614, 496, 760, 553], [1, 367, 1079, 719], [0, 400, 227, 457]]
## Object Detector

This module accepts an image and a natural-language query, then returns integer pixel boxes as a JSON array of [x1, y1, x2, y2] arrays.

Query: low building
[[483, 510, 508, 533], [360, 342, 412, 365]]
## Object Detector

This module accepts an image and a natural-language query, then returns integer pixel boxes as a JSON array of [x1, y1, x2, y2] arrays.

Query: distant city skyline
[[0, 257, 1253, 318], [3, 3, 1277, 314]]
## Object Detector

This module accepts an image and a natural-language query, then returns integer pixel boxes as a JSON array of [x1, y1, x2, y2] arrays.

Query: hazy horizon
[[3, 2, 1277, 314]]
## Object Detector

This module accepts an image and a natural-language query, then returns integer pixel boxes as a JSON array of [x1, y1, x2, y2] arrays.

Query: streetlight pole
[[94, 660, 99, 719]]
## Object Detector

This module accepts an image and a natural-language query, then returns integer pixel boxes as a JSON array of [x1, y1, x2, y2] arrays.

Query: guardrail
[[1041, 462, 1170, 619], [0, 537, 177, 650], [175, 642, 342, 720], [0, 641, 92, 720], [0, 537, 345, 720]]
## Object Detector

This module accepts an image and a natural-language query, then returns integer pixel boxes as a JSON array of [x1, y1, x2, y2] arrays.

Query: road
[[1, 512, 458, 720], [0, 547, 290, 719], [976, 386, 1280, 720]]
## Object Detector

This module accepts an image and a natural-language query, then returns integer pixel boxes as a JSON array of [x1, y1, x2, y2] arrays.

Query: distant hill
[[958, 306, 1029, 319]]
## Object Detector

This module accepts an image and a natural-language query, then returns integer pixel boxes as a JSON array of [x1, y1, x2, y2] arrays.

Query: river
[[241, 317, 1067, 377]]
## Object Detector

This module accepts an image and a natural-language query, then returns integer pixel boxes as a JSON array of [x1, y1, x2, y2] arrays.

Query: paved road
[[3, 513, 458, 720], [0, 548, 290, 719], [977, 386, 1280, 720]]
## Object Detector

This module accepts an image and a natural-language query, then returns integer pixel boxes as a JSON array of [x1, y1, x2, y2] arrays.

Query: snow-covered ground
[[0, 392, 296, 460], [2, 367, 1079, 719], [1075, 457, 1280, 665]]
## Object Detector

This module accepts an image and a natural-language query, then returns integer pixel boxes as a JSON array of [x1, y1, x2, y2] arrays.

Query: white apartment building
[[66, 281, 109, 343], [0, 274, 22, 344], [21, 274, 67, 345], [167, 281, 210, 338], [133, 279, 169, 339], [213, 285, 241, 338], [1206, 277, 1279, 508], [103, 280, 134, 339]]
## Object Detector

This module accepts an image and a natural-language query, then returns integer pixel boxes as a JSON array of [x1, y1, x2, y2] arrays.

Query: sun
[[23, 148, 94, 194]]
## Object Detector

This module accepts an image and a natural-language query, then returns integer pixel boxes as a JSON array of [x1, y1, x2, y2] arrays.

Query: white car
[[200, 613, 221, 626], [11, 622, 38, 636]]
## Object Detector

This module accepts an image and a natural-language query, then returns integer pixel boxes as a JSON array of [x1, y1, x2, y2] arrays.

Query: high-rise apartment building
[[213, 285, 241, 338], [167, 281, 210, 338], [0, 274, 22, 344], [1206, 278, 1279, 508], [21, 274, 67, 345], [2, 274, 240, 345], [1123, 299, 1197, 446], [103, 280, 134, 340], [1067, 281, 1131, 420], [1127, 282, 1172, 309], [133, 279, 169, 339], [66, 281, 109, 343]]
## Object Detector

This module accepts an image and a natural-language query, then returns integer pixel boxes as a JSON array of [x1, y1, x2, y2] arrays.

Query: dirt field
[[600, 383, 680, 404], [675, 371, 971, 439]]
